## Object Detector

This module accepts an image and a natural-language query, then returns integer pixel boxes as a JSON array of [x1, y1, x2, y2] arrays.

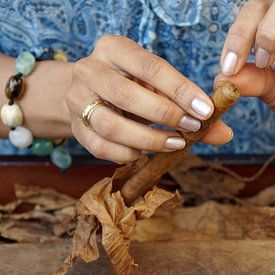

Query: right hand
[[66, 35, 233, 164]]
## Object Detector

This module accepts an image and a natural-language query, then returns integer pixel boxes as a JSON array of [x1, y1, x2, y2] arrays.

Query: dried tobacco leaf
[[0, 219, 58, 243], [134, 186, 182, 219], [54, 214, 99, 275], [135, 201, 275, 242], [0, 185, 76, 243], [169, 153, 245, 202], [0, 200, 22, 214], [56, 163, 180, 275], [14, 184, 76, 210], [244, 185, 275, 206]]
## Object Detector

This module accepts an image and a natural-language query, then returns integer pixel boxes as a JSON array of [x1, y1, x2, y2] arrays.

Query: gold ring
[[82, 99, 109, 127]]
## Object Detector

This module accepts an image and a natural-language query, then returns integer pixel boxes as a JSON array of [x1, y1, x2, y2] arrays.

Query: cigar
[[121, 81, 240, 203]]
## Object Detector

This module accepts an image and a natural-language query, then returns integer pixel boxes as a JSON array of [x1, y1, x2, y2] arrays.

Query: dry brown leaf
[[54, 214, 99, 275], [0, 185, 76, 243], [56, 162, 180, 275], [0, 200, 22, 214], [134, 186, 182, 219], [14, 184, 76, 210], [135, 201, 275, 242], [169, 153, 245, 201], [0, 219, 58, 243], [244, 185, 275, 206]]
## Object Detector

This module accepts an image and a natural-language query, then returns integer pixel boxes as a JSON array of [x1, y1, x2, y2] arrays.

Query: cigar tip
[[219, 81, 240, 100]]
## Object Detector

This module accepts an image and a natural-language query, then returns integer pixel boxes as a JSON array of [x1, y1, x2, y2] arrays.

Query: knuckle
[[72, 59, 87, 80], [95, 116, 117, 139], [122, 150, 139, 163], [257, 26, 275, 45], [96, 34, 117, 49], [142, 56, 163, 81], [264, 93, 275, 111], [142, 134, 155, 150], [172, 81, 192, 103], [156, 100, 176, 125], [90, 139, 109, 160], [262, 78, 275, 111], [72, 57, 96, 81], [228, 28, 250, 44], [110, 78, 136, 109]]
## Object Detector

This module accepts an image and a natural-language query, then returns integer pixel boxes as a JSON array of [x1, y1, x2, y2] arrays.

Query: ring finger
[[72, 118, 140, 164]]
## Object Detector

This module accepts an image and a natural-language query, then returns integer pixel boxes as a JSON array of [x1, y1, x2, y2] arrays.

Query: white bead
[[0, 103, 23, 127], [9, 126, 33, 149]]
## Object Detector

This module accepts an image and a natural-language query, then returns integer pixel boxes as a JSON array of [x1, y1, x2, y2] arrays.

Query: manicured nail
[[165, 137, 186, 151], [191, 98, 212, 118], [255, 47, 270, 68], [271, 62, 275, 71], [228, 128, 234, 142], [179, 115, 201, 132], [222, 52, 238, 76]]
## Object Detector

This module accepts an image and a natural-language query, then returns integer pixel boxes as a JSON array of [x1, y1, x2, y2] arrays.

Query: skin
[[0, 0, 274, 164], [0, 53, 72, 138], [218, 0, 275, 114], [221, 0, 275, 73], [0, 39, 233, 164]]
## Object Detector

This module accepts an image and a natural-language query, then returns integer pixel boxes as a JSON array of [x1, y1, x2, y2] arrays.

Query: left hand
[[221, 0, 275, 76]]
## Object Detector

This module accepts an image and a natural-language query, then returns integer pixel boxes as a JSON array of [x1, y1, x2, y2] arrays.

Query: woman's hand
[[221, 0, 275, 76], [66, 35, 233, 164]]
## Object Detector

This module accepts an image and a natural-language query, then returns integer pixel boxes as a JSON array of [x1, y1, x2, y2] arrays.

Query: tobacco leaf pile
[[0, 184, 76, 243], [1, 153, 275, 274]]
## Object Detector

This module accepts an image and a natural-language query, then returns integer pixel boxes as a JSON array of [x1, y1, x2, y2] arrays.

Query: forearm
[[0, 53, 73, 138]]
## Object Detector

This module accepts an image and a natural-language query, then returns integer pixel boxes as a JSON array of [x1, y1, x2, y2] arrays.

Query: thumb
[[215, 63, 275, 111]]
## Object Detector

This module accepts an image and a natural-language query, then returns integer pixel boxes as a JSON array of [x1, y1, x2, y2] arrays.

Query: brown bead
[[5, 74, 24, 99]]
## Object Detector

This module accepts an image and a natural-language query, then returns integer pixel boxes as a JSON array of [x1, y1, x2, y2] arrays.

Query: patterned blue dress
[[0, 0, 274, 156]]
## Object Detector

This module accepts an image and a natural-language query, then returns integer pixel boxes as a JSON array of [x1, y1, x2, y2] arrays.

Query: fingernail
[[165, 137, 186, 151], [178, 115, 201, 132], [226, 128, 234, 144], [222, 52, 238, 76], [229, 128, 234, 141], [191, 98, 212, 118], [271, 62, 275, 71], [255, 47, 270, 68]]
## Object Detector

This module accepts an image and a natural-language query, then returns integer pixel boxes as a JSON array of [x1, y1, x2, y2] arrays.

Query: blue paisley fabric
[[0, 0, 274, 155]]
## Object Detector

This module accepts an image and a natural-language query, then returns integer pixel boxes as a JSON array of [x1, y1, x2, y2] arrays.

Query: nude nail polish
[[191, 98, 212, 118], [222, 51, 238, 76], [255, 47, 270, 68], [165, 137, 186, 151], [179, 115, 201, 132]]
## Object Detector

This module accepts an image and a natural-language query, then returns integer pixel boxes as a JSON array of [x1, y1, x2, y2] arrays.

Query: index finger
[[220, 0, 270, 76], [94, 35, 214, 120]]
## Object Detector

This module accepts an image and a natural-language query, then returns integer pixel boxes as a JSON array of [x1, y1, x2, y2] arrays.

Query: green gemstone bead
[[15, 52, 36, 76], [50, 146, 72, 170], [31, 139, 54, 156]]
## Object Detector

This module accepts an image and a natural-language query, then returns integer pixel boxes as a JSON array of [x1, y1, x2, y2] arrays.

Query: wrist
[[21, 60, 74, 138]]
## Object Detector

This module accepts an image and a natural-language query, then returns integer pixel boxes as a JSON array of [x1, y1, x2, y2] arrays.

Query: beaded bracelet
[[0, 50, 72, 170]]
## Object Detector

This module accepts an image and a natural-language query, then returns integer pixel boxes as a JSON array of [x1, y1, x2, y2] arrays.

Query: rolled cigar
[[121, 81, 240, 203]]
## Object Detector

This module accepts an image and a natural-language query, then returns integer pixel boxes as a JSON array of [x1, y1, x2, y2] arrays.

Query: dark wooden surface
[[1, 240, 275, 274], [0, 156, 275, 204], [0, 156, 275, 274], [0, 157, 116, 204]]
